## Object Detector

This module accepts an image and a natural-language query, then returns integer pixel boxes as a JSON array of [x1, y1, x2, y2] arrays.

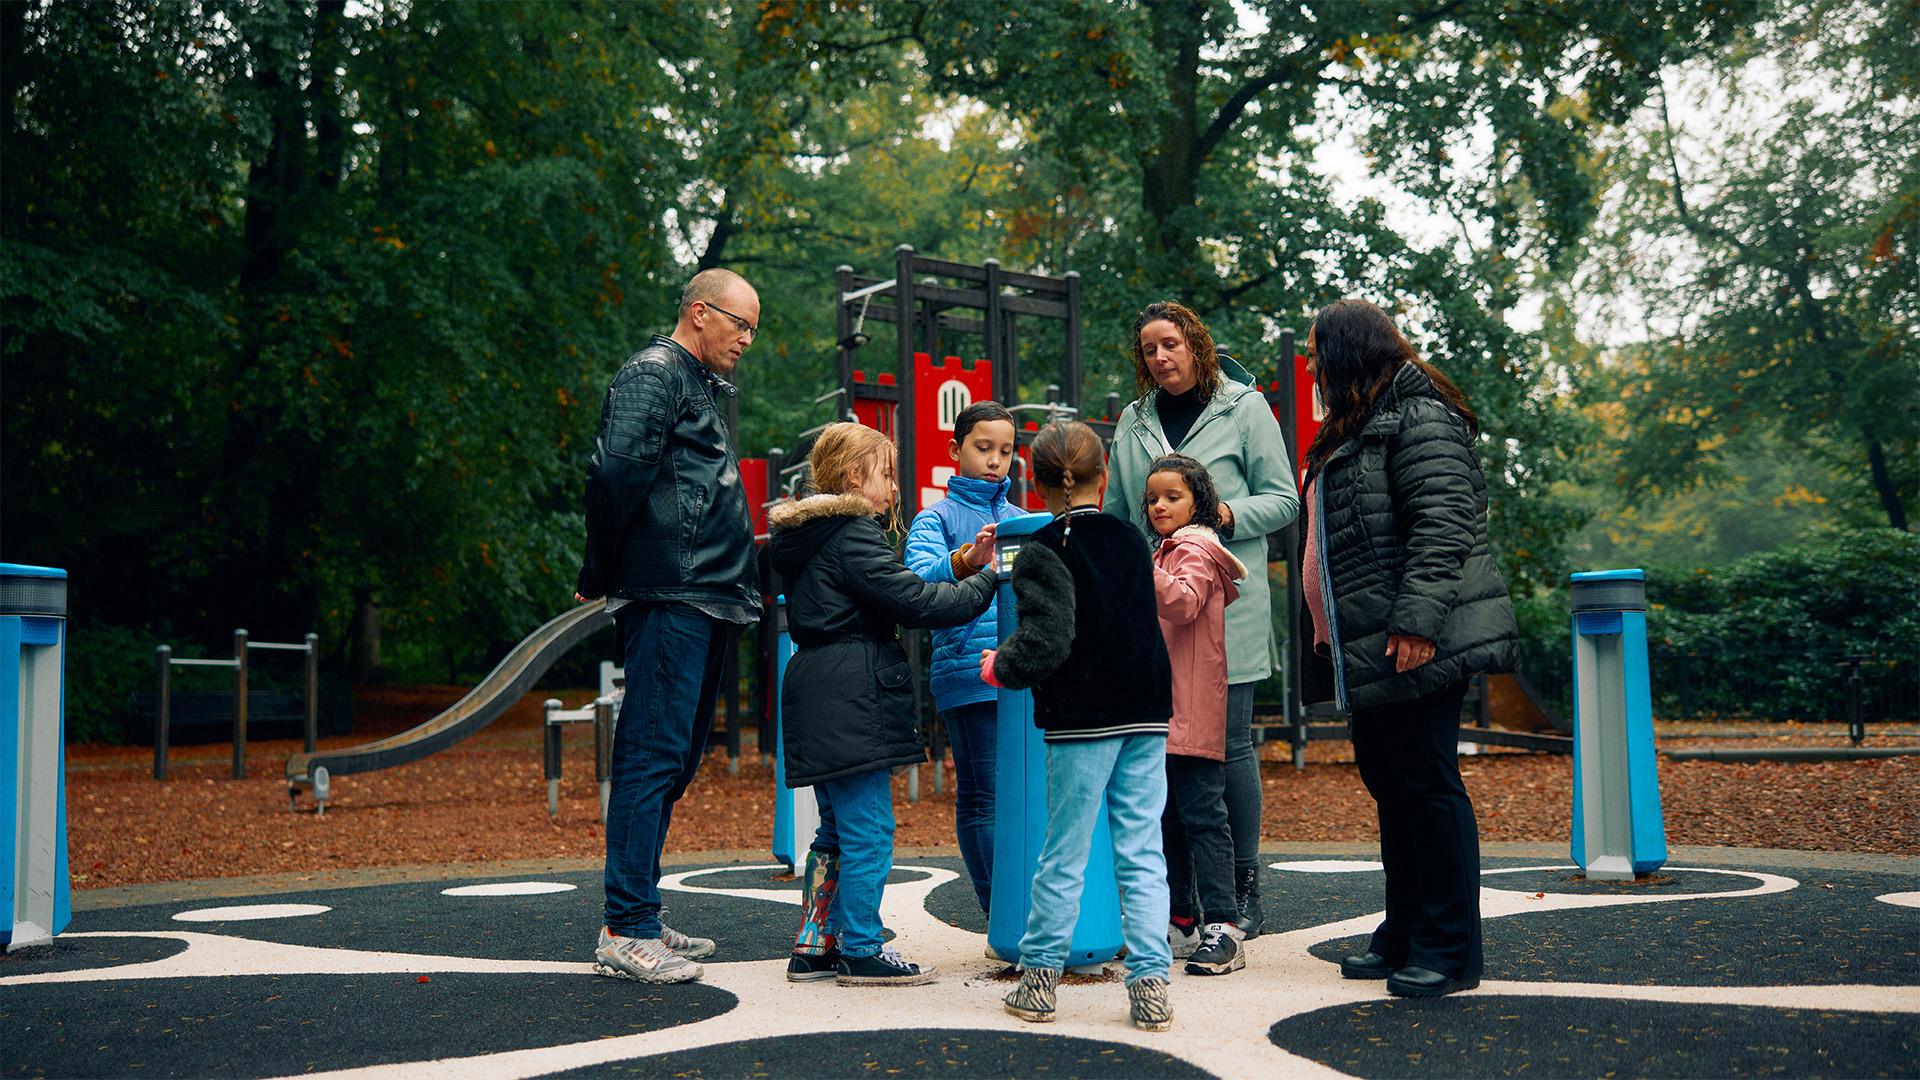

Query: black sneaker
[[787, 949, 841, 982], [835, 946, 938, 986], [1184, 922, 1246, 975]]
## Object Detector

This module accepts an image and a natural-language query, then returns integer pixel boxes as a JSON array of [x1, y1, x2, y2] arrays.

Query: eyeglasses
[[701, 301, 757, 342]]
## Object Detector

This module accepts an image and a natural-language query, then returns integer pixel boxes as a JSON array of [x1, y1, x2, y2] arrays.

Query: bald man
[[576, 268, 762, 984]]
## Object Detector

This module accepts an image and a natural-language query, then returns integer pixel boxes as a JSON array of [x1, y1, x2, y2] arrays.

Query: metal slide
[[285, 601, 610, 811]]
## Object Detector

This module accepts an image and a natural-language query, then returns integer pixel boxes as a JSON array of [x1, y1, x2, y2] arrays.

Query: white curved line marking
[[441, 882, 577, 897], [172, 904, 331, 922], [1875, 891, 1920, 909], [1270, 860, 1384, 873]]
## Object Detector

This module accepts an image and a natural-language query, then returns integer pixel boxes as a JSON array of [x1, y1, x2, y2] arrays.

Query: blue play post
[[770, 596, 820, 870], [1569, 569, 1668, 880], [2, 564, 72, 950], [984, 513, 1122, 969]]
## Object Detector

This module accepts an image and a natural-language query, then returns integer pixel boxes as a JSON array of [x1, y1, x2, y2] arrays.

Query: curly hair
[[1141, 453, 1224, 531], [1130, 301, 1222, 404]]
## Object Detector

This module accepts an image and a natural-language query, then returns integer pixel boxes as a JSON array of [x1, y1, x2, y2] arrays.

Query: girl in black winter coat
[[767, 422, 996, 987], [1300, 299, 1519, 1000]]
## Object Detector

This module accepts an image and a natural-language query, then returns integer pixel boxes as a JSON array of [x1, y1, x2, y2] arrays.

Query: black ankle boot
[[1234, 863, 1265, 939]]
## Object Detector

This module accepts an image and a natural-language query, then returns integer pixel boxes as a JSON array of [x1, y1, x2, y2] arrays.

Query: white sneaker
[[1167, 920, 1201, 959], [594, 930, 704, 983]]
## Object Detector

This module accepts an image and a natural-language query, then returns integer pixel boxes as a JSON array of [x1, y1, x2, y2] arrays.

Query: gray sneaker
[[656, 923, 716, 960], [1003, 966, 1060, 1023], [1167, 920, 1201, 959], [594, 931, 704, 983], [1128, 976, 1173, 1032]]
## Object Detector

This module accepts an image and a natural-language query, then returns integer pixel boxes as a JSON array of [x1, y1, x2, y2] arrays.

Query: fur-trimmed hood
[[767, 492, 884, 581], [1160, 524, 1248, 585]]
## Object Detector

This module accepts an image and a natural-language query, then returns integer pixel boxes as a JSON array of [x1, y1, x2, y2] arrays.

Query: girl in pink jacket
[[1143, 453, 1249, 976]]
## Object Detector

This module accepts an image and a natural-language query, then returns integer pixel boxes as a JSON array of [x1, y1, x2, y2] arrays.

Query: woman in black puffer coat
[[1298, 299, 1518, 999]]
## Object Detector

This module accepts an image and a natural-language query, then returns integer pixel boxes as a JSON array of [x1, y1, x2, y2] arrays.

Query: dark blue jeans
[[942, 700, 997, 913], [603, 602, 730, 938]]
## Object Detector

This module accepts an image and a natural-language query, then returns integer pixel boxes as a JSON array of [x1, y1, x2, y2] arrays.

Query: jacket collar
[[1361, 363, 1435, 436], [655, 334, 738, 399], [767, 492, 880, 531], [1131, 352, 1260, 454], [944, 473, 1009, 509], [1161, 524, 1249, 582]]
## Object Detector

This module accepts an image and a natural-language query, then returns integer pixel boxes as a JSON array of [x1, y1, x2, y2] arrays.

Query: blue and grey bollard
[[770, 596, 820, 871], [985, 513, 1122, 969], [2, 564, 72, 950], [1569, 569, 1667, 881]]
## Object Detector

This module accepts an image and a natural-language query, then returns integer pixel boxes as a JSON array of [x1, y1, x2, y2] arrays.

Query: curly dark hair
[[1130, 301, 1222, 405], [1141, 453, 1223, 531]]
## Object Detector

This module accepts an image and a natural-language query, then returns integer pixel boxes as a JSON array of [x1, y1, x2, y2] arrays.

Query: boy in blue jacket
[[904, 400, 1021, 915]]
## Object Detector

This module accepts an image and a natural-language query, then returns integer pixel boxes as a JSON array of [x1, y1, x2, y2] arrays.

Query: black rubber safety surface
[[539, 1030, 1216, 1079], [1306, 869, 1920, 988], [1270, 996, 1918, 1079], [5, 974, 735, 1079]]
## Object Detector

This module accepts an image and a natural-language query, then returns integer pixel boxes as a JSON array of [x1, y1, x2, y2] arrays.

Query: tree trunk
[[1866, 437, 1909, 530], [1140, 3, 1201, 261], [350, 598, 383, 684]]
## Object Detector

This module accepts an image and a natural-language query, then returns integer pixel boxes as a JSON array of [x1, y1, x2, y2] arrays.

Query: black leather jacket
[[1301, 363, 1518, 710], [576, 335, 758, 609], [767, 492, 994, 787]]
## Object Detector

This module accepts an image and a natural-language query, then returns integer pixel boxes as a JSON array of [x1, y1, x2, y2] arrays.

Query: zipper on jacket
[[1313, 463, 1351, 711]]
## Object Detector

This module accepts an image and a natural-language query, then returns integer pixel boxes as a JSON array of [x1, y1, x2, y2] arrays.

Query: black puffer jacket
[[576, 335, 758, 609], [1302, 363, 1518, 710], [768, 492, 995, 787]]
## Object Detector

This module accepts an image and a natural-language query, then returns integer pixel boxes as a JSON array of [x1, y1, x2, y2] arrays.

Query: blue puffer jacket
[[905, 474, 1021, 713]]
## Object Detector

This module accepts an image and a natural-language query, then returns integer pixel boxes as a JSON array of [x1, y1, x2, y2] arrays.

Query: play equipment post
[[985, 513, 1121, 969], [2, 563, 72, 950], [1569, 569, 1667, 880], [769, 595, 820, 870]]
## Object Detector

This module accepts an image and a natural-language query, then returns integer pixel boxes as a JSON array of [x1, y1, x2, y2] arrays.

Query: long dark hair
[[1141, 453, 1224, 531], [1130, 301, 1222, 404], [1302, 299, 1478, 473]]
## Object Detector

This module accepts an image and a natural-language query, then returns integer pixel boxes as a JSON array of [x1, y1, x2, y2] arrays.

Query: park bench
[[126, 690, 332, 746]]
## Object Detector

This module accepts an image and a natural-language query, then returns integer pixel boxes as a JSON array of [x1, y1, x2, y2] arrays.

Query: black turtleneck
[[1156, 385, 1204, 450]]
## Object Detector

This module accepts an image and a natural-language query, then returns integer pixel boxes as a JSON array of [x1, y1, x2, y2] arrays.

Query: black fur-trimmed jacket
[[768, 492, 995, 787], [1302, 362, 1518, 711], [576, 335, 758, 609], [991, 508, 1172, 742]]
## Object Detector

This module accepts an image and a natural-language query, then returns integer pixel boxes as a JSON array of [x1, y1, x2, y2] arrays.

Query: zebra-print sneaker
[[1127, 976, 1173, 1032], [1003, 966, 1060, 1023]]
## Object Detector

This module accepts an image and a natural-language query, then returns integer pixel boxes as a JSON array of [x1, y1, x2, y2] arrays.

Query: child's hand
[[979, 648, 1003, 688], [963, 523, 998, 568]]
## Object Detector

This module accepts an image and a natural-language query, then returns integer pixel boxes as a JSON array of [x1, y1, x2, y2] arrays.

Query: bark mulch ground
[[64, 686, 1919, 891]]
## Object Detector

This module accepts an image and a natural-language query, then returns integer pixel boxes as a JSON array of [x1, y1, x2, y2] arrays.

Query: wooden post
[[154, 645, 171, 781], [232, 629, 248, 779]]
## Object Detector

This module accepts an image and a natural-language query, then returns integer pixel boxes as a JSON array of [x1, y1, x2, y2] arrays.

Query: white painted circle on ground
[[1874, 891, 1920, 909], [1270, 860, 1385, 873], [441, 881, 578, 897], [172, 903, 330, 922]]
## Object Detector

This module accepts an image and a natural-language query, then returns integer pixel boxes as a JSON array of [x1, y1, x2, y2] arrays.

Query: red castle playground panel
[[851, 354, 995, 511], [1264, 353, 1321, 480], [738, 457, 768, 537]]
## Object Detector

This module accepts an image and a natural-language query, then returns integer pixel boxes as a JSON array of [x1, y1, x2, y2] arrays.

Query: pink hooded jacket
[[1152, 525, 1248, 761]]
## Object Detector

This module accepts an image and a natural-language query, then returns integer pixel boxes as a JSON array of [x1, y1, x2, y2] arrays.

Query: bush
[[63, 622, 155, 744]]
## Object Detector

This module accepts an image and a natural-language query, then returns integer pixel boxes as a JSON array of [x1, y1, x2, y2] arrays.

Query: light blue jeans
[[1019, 734, 1173, 985], [811, 765, 895, 958]]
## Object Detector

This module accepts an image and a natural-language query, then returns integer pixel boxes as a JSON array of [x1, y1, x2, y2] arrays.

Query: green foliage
[[62, 623, 155, 744]]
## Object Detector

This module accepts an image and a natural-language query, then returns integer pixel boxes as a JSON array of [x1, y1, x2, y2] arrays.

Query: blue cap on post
[[991, 512, 1056, 579], [1, 563, 68, 618], [1570, 568, 1646, 613]]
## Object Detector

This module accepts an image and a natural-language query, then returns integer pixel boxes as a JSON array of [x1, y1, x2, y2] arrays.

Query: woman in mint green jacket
[[1102, 300, 1299, 940]]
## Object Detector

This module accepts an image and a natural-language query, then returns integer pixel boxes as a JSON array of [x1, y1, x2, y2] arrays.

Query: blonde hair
[[807, 422, 900, 530]]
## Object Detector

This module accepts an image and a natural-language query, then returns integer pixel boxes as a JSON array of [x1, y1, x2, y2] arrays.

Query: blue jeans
[[603, 603, 730, 938], [1019, 734, 1173, 985], [943, 700, 997, 913], [812, 766, 895, 957]]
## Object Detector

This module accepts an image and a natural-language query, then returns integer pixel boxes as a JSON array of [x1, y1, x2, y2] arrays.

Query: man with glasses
[[575, 268, 762, 983]]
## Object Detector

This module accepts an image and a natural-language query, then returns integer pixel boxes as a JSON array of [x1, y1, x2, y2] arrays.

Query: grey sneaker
[[657, 923, 716, 960], [594, 931, 704, 983], [1003, 966, 1061, 1023], [1185, 922, 1245, 976], [1128, 976, 1173, 1031], [1167, 920, 1201, 959]]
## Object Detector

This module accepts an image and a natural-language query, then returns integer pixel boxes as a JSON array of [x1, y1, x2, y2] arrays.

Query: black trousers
[[1350, 679, 1482, 980], [1161, 753, 1237, 926]]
